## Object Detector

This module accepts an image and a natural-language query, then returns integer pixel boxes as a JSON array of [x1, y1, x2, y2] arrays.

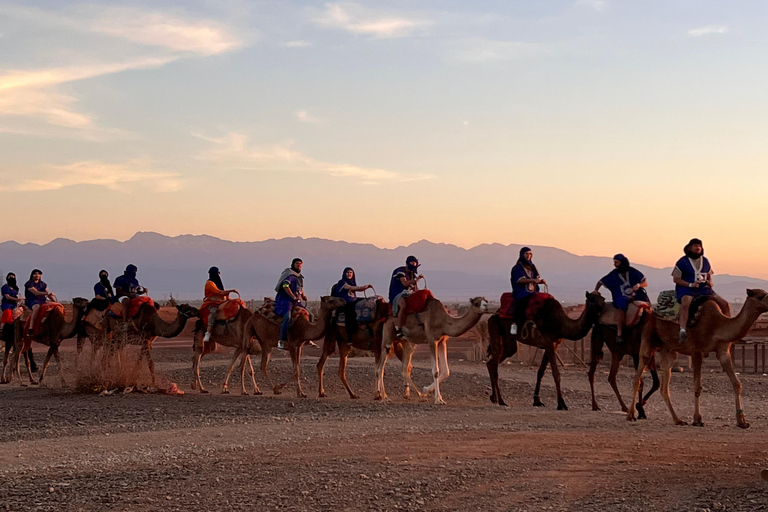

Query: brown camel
[[627, 289, 768, 429], [191, 305, 261, 395], [1, 317, 36, 385], [106, 303, 199, 385], [588, 312, 659, 417], [244, 296, 346, 398], [316, 298, 401, 399], [486, 291, 605, 410], [9, 298, 89, 387], [375, 296, 489, 404], [76, 308, 110, 368]]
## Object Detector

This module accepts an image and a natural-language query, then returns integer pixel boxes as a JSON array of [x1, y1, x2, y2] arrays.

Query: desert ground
[[1, 332, 768, 512]]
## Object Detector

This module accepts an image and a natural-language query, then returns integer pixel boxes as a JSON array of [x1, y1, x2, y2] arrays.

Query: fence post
[[755, 343, 759, 374], [741, 344, 746, 374]]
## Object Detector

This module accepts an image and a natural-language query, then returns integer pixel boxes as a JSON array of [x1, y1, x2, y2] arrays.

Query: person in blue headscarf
[[275, 258, 307, 350], [672, 238, 730, 341], [509, 247, 546, 335], [114, 264, 147, 322], [331, 267, 373, 339], [388, 256, 422, 338], [594, 254, 648, 343]]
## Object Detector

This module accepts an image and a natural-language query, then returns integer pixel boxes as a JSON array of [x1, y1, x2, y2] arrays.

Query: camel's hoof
[[241, 391, 249, 396], [318, 392, 327, 398], [675, 420, 688, 426], [592, 404, 601, 412], [299, 393, 307, 399], [533, 398, 544, 407], [221, 389, 230, 395], [200, 389, 210, 394], [436, 399, 446, 405], [620, 405, 628, 413], [254, 390, 262, 396], [30, 381, 39, 386], [21, 383, 28, 388], [490, 395, 498, 405], [737, 414, 750, 429], [191, 381, 197, 390], [626, 414, 636, 422], [637, 407, 647, 420], [350, 394, 359, 400], [692, 421, 704, 427], [0, 379, 8, 385], [498, 400, 508, 407], [557, 403, 568, 411]]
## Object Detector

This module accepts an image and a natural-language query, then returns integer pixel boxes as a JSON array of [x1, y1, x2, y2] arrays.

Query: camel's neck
[[714, 299, 764, 340], [556, 304, 596, 340], [155, 311, 190, 338], [434, 301, 483, 337], [60, 306, 85, 340], [303, 308, 333, 340]]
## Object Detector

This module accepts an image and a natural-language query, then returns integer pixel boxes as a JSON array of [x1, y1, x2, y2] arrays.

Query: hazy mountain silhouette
[[0, 232, 765, 304]]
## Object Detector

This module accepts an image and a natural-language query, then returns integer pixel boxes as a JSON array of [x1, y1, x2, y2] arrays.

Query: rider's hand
[[690, 282, 699, 288], [538, 278, 546, 284], [367, 284, 373, 290]]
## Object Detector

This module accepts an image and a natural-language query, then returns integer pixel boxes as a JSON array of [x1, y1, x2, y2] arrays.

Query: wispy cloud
[[313, 2, 432, 38], [575, 0, 608, 11], [194, 132, 433, 185], [11, 161, 181, 192], [296, 109, 324, 124], [446, 39, 546, 64], [688, 25, 729, 37], [282, 40, 312, 48]]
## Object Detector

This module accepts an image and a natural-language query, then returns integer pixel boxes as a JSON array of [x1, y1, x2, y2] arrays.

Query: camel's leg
[[588, 351, 601, 411], [53, 349, 66, 388], [237, 349, 250, 396], [260, 349, 280, 395], [717, 347, 749, 429], [533, 351, 549, 407], [692, 352, 704, 426], [338, 343, 358, 399], [242, 355, 259, 395], [146, 346, 156, 387], [375, 327, 394, 401], [399, 342, 422, 400], [547, 345, 567, 411], [1, 344, 10, 384], [423, 339, 445, 405], [658, 349, 686, 426], [608, 352, 627, 412], [221, 347, 242, 395], [39, 345, 55, 385], [293, 347, 306, 398], [193, 348, 208, 393], [316, 340, 333, 398], [423, 339, 451, 394]]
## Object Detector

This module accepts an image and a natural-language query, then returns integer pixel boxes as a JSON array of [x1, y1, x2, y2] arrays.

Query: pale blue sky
[[1, 1, 766, 276]]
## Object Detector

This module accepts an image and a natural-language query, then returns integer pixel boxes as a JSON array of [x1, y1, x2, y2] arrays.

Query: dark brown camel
[[1, 318, 36, 385], [486, 291, 605, 410], [588, 315, 659, 418], [316, 298, 403, 399]]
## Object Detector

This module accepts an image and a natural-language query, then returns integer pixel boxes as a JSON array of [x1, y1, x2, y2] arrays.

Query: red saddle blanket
[[200, 299, 246, 329], [258, 298, 310, 325], [497, 292, 514, 318], [24, 302, 65, 336], [404, 290, 434, 315], [496, 292, 554, 321], [108, 296, 155, 318]]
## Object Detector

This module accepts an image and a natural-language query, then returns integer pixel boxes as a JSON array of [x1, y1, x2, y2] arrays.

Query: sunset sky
[[1, 1, 766, 277]]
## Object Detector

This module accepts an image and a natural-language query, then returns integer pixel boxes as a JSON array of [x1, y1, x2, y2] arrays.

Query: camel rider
[[275, 258, 307, 350], [202, 267, 238, 343], [25, 269, 56, 336], [114, 264, 147, 323], [673, 238, 730, 341], [331, 267, 373, 338], [91, 269, 114, 312], [509, 247, 546, 335], [1, 273, 20, 326], [594, 254, 649, 343], [389, 256, 422, 339]]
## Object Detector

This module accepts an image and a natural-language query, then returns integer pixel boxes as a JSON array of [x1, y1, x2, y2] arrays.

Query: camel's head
[[319, 296, 347, 311], [469, 296, 489, 314], [72, 297, 89, 311], [746, 289, 768, 311], [176, 303, 200, 318], [585, 291, 606, 311]]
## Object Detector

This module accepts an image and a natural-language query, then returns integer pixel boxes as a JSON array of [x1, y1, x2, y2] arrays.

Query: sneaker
[[277, 340, 286, 350], [510, 324, 518, 335], [616, 335, 624, 344], [395, 329, 405, 340], [203, 332, 211, 343], [679, 328, 687, 342]]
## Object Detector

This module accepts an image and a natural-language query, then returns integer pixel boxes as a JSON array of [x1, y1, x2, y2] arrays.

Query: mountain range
[[0, 232, 765, 304]]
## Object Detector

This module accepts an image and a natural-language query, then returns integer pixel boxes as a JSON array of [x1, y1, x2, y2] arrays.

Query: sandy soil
[[1, 338, 767, 512]]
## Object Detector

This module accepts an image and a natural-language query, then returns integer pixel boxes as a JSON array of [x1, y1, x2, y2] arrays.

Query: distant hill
[[0, 232, 765, 304]]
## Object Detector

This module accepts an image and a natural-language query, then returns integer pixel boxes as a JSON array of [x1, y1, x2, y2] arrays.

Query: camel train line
[[0, 239, 764, 429]]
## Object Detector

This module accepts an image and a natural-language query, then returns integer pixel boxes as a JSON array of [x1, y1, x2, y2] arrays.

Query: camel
[[191, 304, 261, 395], [244, 296, 347, 398], [316, 297, 401, 399], [1, 317, 37, 385], [588, 314, 659, 417], [627, 289, 768, 429], [75, 308, 111, 368], [105, 302, 199, 385], [486, 291, 605, 410], [375, 296, 489, 404], [9, 298, 89, 387]]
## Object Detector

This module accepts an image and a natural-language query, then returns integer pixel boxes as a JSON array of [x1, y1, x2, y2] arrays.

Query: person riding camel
[[91, 269, 114, 312], [114, 264, 147, 323], [275, 258, 307, 350], [594, 254, 649, 343], [1, 272, 20, 327], [509, 247, 546, 335], [673, 238, 730, 341], [331, 267, 373, 339], [24, 269, 56, 336], [388, 256, 422, 339], [202, 266, 238, 343]]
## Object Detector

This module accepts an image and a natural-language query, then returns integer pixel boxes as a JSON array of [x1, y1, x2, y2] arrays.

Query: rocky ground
[[1, 339, 767, 511]]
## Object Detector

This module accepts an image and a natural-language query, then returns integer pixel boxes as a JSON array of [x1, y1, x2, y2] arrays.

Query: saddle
[[84, 308, 107, 330], [497, 292, 514, 318], [335, 297, 384, 326], [598, 301, 651, 328], [652, 290, 713, 327], [200, 299, 247, 329], [258, 298, 310, 326], [404, 290, 434, 315], [24, 302, 65, 337], [497, 292, 554, 322], [108, 296, 155, 318]]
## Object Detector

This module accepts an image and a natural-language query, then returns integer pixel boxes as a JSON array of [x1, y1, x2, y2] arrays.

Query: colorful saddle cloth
[[24, 302, 65, 336], [497, 292, 514, 318], [496, 292, 554, 321], [404, 290, 434, 315], [200, 299, 246, 329], [258, 298, 310, 326], [108, 296, 155, 318], [335, 297, 383, 326], [653, 290, 680, 321]]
